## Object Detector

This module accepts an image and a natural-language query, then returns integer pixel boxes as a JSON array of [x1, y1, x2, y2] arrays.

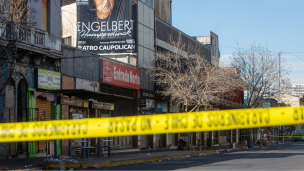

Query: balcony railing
[[0, 22, 61, 51]]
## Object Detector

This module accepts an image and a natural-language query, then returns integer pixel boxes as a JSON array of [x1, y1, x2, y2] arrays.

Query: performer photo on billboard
[[77, 0, 137, 54]]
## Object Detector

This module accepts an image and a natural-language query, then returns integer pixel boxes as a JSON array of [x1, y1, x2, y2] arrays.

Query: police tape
[[1, 106, 304, 142]]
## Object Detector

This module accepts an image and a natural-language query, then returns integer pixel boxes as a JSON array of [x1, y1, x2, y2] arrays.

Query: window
[[41, 0, 48, 31], [62, 37, 71, 46]]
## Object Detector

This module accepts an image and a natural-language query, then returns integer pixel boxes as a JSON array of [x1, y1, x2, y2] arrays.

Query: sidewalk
[[0, 143, 278, 170]]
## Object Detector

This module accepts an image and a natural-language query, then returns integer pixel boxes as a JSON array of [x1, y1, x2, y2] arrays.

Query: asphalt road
[[105, 142, 304, 170]]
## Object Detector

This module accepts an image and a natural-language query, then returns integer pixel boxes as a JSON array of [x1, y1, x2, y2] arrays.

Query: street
[[106, 142, 304, 170]]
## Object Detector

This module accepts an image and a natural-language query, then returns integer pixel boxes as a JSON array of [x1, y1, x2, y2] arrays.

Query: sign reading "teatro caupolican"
[[77, 0, 137, 54]]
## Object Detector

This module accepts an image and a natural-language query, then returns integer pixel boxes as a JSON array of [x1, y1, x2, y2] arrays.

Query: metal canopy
[[47, 89, 134, 102]]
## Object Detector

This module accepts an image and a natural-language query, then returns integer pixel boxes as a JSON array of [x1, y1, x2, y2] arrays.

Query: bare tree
[[230, 43, 290, 108], [149, 32, 243, 113], [0, 0, 36, 94]]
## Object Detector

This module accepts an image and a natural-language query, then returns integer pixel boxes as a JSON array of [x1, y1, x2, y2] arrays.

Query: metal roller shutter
[[36, 97, 52, 153]]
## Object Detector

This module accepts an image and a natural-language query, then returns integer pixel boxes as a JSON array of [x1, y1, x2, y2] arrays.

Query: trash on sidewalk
[[261, 141, 269, 146], [241, 141, 247, 147], [60, 155, 71, 159], [229, 143, 235, 149], [241, 145, 246, 149], [0, 166, 8, 170], [226, 149, 232, 152], [91, 164, 100, 169], [190, 147, 195, 151], [159, 159, 162, 162]]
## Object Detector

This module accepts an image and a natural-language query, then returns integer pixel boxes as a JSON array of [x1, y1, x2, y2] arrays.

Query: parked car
[[294, 133, 304, 142]]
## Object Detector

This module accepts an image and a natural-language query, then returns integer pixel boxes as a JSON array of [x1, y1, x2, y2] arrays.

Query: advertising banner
[[102, 59, 140, 89], [37, 69, 61, 90], [77, 0, 138, 54]]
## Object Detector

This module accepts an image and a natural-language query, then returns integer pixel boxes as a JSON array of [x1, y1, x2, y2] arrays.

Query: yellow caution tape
[[1, 106, 304, 142]]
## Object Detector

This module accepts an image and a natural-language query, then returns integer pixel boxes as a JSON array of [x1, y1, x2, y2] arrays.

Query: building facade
[[0, 0, 62, 158], [287, 83, 304, 97]]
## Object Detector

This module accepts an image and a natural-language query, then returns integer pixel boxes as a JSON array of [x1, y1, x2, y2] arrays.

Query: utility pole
[[278, 51, 283, 143], [278, 51, 281, 104]]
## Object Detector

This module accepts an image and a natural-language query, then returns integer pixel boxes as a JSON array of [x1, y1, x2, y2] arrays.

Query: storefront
[[26, 69, 62, 157]]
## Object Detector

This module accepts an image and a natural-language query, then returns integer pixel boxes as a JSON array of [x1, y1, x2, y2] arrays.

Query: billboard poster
[[102, 59, 140, 89], [77, 0, 138, 54]]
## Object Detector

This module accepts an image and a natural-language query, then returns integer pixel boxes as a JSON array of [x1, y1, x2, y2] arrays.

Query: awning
[[47, 89, 134, 102], [33, 91, 54, 101], [141, 109, 156, 115]]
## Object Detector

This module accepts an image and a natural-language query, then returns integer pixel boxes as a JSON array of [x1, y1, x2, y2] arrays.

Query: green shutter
[[27, 89, 37, 157]]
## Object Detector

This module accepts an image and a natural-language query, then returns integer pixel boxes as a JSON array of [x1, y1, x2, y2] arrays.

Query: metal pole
[[54, 94, 58, 159], [86, 138, 89, 158], [47, 140, 48, 160], [277, 52, 282, 143], [97, 138, 101, 158], [108, 137, 111, 157]]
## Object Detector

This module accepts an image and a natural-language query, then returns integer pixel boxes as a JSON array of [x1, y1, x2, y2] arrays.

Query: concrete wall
[[49, 0, 61, 38], [155, 0, 170, 24]]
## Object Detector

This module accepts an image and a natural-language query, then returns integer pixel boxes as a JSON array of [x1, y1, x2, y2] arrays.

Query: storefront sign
[[77, 0, 137, 54], [141, 110, 155, 115], [92, 101, 114, 110], [161, 101, 168, 113], [145, 99, 154, 109], [61, 97, 89, 108], [99, 114, 111, 118], [139, 98, 146, 107], [142, 92, 155, 98], [37, 69, 61, 90], [155, 108, 163, 113], [72, 113, 84, 120], [102, 59, 140, 89], [76, 78, 99, 92], [61, 97, 76, 105]]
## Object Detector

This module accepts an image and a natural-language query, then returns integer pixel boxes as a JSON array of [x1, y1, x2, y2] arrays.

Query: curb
[[14, 168, 44, 171], [47, 150, 224, 169]]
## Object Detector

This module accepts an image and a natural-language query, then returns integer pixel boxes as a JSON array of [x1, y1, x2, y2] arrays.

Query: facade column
[[135, 90, 140, 149], [228, 130, 233, 143], [217, 131, 220, 144], [202, 132, 207, 147], [236, 129, 239, 144], [195, 132, 199, 146], [209, 131, 213, 144], [166, 133, 169, 148]]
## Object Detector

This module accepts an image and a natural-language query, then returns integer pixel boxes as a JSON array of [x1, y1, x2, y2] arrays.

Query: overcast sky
[[172, 0, 304, 83]]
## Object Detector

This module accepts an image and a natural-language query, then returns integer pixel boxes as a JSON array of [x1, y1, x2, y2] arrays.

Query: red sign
[[102, 60, 140, 89]]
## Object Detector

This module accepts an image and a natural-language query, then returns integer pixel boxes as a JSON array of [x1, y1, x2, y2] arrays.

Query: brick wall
[[61, 76, 74, 155]]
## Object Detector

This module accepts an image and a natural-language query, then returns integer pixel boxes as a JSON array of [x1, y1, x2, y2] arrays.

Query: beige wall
[[280, 94, 304, 107], [62, 1, 77, 47], [155, 0, 171, 24]]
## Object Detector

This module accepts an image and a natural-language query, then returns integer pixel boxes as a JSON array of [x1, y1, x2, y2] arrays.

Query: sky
[[172, 0, 304, 83]]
